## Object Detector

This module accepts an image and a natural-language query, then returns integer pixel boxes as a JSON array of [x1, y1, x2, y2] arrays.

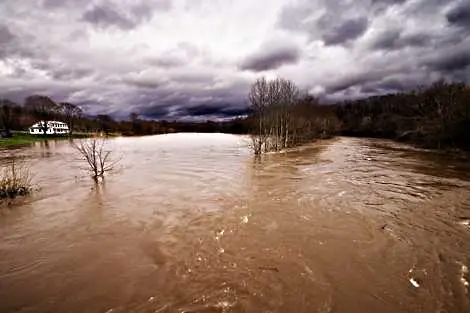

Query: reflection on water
[[0, 134, 469, 313]]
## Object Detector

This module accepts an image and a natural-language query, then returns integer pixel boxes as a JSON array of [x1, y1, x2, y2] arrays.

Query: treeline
[[95, 115, 250, 136], [247, 78, 470, 154], [2, 80, 469, 151], [0, 95, 250, 137], [248, 77, 340, 154], [334, 81, 470, 150]]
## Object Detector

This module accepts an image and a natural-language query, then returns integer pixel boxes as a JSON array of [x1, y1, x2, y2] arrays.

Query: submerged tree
[[248, 77, 339, 155], [72, 137, 120, 181], [248, 77, 301, 153]]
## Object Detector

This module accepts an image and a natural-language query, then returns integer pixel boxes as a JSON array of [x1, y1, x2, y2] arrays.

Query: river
[[0, 134, 469, 313]]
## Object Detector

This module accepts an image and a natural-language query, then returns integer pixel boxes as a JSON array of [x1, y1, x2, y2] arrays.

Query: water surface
[[1, 134, 469, 313]]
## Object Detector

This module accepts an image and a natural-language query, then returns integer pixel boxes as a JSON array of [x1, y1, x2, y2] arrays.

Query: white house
[[29, 121, 70, 135]]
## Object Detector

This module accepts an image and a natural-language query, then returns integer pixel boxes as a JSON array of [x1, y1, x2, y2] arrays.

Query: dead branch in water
[[72, 136, 120, 181]]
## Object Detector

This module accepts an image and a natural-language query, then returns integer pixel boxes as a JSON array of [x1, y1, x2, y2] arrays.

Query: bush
[[0, 158, 32, 199]]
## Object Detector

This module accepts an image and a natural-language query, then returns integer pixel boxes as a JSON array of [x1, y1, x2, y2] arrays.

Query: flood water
[[0, 133, 469, 313]]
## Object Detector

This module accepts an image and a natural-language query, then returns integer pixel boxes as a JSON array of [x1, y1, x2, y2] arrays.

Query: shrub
[[0, 158, 32, 199]]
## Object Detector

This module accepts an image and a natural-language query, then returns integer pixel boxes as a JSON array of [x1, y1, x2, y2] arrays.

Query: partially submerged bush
[[0, 158, 32, 199]]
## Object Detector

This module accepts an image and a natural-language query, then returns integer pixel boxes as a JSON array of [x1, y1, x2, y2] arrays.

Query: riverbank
[[0, 132, 104, 147]]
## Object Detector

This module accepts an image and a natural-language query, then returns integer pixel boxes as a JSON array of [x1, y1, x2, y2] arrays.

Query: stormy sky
[[0, 0, 469, 121]]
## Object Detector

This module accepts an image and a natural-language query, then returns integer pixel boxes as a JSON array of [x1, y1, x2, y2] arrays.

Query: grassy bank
[[0, 131, 94, 147]]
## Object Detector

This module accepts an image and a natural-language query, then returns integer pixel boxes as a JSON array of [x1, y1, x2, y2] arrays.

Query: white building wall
[[28, 121, 70, 135]]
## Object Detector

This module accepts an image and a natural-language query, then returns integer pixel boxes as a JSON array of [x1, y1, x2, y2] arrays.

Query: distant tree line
[[2, 79, 469, 152], [0, 95, 251, 137], [334, 80, 470, 150]]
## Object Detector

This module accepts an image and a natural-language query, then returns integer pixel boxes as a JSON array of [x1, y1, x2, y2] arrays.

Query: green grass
[[0, 131, 93, 147]]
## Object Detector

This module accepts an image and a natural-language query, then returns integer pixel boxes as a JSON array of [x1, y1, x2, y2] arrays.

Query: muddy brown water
[[0, 134, 469, 313]]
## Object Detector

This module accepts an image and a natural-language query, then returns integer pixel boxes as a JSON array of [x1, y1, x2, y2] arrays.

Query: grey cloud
[[146, 42, 199, 68], [446, 2, 470, 29], [370, 0, 408, 12], [240, 44, 301, 72], [322, 17, 369, 46], [405, 0, 455, 17], [121, 77, 166, 89], [170, 72, 215, 84]]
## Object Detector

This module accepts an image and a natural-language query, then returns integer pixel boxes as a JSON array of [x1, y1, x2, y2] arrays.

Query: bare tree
[[72, 137, 120, 181], [24, 95, 60, 134], [248, 77, 269, 155], [60, 102, 83, 136]]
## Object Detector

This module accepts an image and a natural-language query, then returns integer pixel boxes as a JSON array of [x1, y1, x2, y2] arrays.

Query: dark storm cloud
[[0, 25, 14, 44], [134, 79, 250, 120], [322, 17, 369, 46], [0, 24, 39, 60], [131, 0, 172, 17], [326, 73, 378, 94], [1, 0, 470, 121], [446, 2, 470, 29], [81, 0, 172, 30], [0, 24, 21, 59], [82, 4, 136, 30], [140, 104, 172, 119], [147, 56, 185, 68], [276, 0, 399, 44], [50, 67, 95, 80], [141, 97, 248, 121], [360, 77, 417, 94], [240, 44, 301, 72], [372, 0, 407, 4], [371, 29, 432, 50], [182, 104, 249, 118], [41, 0, 83, 8], [424, 47, 470, 72]]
